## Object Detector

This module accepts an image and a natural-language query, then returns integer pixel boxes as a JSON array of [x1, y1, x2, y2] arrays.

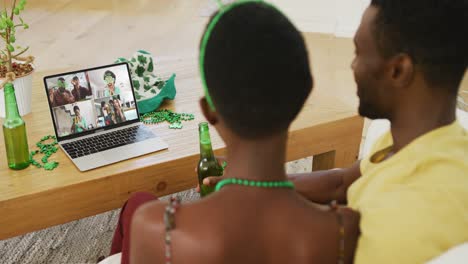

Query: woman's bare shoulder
[[133, 200, 168, 229], [130, 200, 169, 263]]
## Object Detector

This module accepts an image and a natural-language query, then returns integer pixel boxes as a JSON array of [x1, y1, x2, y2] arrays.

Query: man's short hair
[[203, 2, 313, 139], [370, 0, 468, 93]]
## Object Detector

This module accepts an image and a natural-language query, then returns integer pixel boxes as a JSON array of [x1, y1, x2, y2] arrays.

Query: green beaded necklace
[[30, 135, 60, 170], [140, 109, 194, 129], [215, 178, 294, 192]]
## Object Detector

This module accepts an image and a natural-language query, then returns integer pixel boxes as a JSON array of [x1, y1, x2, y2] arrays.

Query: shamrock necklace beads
[[30, 135, 59, 170], [140, 109, 194, 129]]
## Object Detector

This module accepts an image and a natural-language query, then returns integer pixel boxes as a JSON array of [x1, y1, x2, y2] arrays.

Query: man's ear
[[200, 97, 218, 125], [389, 53, 415, 89]]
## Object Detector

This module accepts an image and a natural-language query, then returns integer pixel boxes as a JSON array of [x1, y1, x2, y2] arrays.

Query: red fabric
[[110, 192, 157, 264]]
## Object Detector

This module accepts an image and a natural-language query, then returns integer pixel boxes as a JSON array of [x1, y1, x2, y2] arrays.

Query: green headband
[[200, 0, 275, 111]]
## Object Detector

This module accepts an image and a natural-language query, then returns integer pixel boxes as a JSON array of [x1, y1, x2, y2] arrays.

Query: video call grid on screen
[[44, 63, 139, 138]]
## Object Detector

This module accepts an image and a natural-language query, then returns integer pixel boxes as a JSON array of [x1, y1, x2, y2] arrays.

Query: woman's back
[[131, 187, 359, 264], [124, 2, 361, 263]]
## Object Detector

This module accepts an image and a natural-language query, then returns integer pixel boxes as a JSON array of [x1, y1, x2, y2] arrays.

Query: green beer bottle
[[3, 83, 30, 170], [198, 122, 223, 197]]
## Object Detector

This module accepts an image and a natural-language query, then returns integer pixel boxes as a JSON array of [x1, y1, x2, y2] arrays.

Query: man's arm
[[83, 86, 92, 96], [64, 91, 75, 103], [49, 89, 55, 106], [289, 161, 361, 204]]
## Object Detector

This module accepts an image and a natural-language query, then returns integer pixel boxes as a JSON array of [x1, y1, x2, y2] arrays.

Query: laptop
[[44, 62, 168, 171]]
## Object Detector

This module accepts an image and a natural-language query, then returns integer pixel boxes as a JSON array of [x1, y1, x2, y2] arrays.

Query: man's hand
[[289, 161, 361, 204], [195, 156, 226, 193]]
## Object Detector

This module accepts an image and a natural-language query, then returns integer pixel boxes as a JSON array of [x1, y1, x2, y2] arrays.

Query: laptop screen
[[44, 63, 139, 140]]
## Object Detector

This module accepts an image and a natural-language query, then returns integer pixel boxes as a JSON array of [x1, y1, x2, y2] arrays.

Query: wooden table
[[0, 0, 364, 240], [0, 56, 363, 239]]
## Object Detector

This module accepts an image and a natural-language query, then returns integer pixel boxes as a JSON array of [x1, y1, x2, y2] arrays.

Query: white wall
[[270, 0, 370, 37]]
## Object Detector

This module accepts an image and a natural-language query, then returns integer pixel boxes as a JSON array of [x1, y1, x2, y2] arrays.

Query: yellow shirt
[[348, 121, 468, 264]]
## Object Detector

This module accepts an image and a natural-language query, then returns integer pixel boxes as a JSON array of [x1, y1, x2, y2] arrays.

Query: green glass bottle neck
[[3, 83, 21, 120], [199, 123, 215, 160]]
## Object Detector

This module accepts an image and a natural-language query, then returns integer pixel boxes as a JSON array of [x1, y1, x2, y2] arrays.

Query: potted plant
[[0, 0, 34, 117]]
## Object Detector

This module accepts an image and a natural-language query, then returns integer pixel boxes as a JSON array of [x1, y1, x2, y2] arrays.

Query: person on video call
[[49, 77, 75, 107], [70, 105, 87, 134], [71, 76, 91, 101], [108, 99, 118, 124], [101, 101, 115, 126], [112, 98, 126, 123], [103, 70, 121, 97]]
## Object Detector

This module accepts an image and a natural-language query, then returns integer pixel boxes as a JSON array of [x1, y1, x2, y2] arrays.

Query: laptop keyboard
[[61, 125, 155, 159]]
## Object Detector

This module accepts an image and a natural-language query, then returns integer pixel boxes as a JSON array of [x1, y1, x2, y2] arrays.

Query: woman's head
[[200, 1, 313, 140], [113, 99, 121, 109], [108, 99, 115, 109], [73, 105, 80, 115], [104, 70, 116, 87]]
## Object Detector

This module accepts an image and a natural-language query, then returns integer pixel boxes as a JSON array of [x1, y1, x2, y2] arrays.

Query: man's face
[[351, 6, 394, 120], [72, 78, 80, 87], [57, 79, 66, 92]]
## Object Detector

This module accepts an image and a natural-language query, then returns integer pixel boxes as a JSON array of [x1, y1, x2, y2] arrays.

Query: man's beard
[[358, 98, 390, 120]]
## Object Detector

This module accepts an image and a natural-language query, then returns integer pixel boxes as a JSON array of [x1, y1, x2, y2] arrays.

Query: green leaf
[[150, 89, 157, 94], [0, 21, 6, 30], [23, 23, 29, 29], [6, 18, 13, 27], [115, 57, 127, 63], [143, 76, 150, 82], [147, 61, 154, 72], [135, 66, 145, 77], [10, 35, 15, 43], [1, 12, 7, 19], [7, 44, 14, 52], [18, 4, 24, 10], [137, 55, 147, 65], [133, 80, 140, 90], [138, 50, 151, 55], [14, 8, 19, 15], [143, 84, 151, 91]]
